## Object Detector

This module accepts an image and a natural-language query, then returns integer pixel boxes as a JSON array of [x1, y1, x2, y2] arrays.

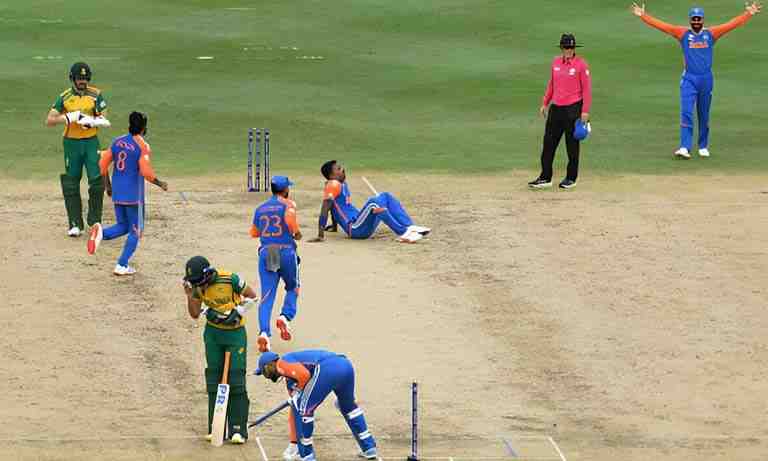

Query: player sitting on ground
[[310, 160, 430, 243]]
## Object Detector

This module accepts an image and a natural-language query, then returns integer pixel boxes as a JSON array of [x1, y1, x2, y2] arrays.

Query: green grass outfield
[[1, 0, 766, 178]]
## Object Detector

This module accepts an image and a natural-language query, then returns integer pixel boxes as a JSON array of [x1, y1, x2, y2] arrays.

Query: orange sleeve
[[710, 12, 752, 41], [323, 180, 342, 200], [249, 223, 260, 238], [135, 141, 156, 183], [284, 206, 300, 235], [641, 13, 687, 40], [98, 150, 113, 176], [276, 359, 311, 390]]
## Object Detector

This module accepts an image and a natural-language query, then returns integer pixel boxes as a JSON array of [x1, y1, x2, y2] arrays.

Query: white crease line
[[256, 436, 269, 461], [547, 436, 567, 461]]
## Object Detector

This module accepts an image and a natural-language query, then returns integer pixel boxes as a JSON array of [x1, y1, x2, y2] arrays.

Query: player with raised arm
[[631, 2, 762, 158]]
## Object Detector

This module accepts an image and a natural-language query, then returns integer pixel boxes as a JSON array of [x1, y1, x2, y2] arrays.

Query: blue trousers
[[349, 192, 413, 239], [102, 204, 141, 267], [292, 356, 376, 459], [258, 246, 299, 336], [680, 71, 713, 151]]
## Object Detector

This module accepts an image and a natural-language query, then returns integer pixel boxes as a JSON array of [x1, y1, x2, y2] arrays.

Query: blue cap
[[254, 351, 280, 375], [689, 7, 704, 18], [573, 120, 591, 141], [271, 175, 294, 192]]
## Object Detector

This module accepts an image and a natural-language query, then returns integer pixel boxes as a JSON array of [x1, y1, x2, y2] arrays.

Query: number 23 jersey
[[250, 196, 300, 248]]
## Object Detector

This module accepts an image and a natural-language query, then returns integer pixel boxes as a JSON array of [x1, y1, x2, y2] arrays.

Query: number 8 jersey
[[99, 134, 157, 205], [250, 196, 300, 248]]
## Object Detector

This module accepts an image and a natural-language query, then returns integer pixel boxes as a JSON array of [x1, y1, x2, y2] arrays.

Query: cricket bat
[[211, 351, 231, 447], [361, 176, 378, 196]]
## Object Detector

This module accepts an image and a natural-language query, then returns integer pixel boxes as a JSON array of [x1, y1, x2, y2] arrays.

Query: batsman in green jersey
[[183, 256, 258, 443], [46, 62, 111, 237]]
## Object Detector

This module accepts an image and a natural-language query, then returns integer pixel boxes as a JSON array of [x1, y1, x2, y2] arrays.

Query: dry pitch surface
[[1, 172, 766, 461]]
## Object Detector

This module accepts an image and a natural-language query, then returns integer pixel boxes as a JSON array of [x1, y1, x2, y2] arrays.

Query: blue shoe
[[359, 447, 378, 459]]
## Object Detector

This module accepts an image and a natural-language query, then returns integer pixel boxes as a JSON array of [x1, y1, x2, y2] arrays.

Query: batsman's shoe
[[358, 447, 378, 459], [528, 178, 552, 189], [558, 179, 577, 189], [87, 223, 103, 255], [230, 433, 246, 445], [257, 332, 271, 353], [283, 443, 300, 461], [67, 226, 81, 237], [674, 148, 691, 159], [397, 229, 422, 244], [698, 148, 710, 157], [276, 315, 292, 341], [113, 264, 137, 276], [408, 225, 431, 236]]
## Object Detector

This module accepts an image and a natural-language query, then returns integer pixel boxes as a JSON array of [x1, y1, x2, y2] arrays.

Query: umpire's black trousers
[[539, 100, 582, 182]]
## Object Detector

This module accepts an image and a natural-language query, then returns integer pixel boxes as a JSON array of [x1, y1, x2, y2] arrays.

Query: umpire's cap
[[69, 62, 92, 81], [254, 352, 280, 375], [184, 256, 216, 286], [559, 34, 582, 48]]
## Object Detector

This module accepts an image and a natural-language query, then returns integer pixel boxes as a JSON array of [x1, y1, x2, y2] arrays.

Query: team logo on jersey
[[569, 68, 576, 75]]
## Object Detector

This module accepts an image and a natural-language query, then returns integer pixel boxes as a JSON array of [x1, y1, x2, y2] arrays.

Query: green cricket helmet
[[184, 256, 217, 286], [69, 62, 92, 82]]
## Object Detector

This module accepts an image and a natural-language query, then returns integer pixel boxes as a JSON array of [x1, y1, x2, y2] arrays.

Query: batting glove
[[64, 111, 81, 124], [91, 116, 111, 128], [77, 115, 96, 128], [235, 297, 257, 316]]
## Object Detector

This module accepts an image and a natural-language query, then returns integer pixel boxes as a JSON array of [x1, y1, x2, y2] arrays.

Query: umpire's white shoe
[[230, 433, 246, 445], [283, 442, 300, 461], [674, 148, 691, 159], [205, 434, 213, 441], [67, 226, 81, 237], [87, 223, 103, 255], [698, 148, 710, 157], [113, 264, 137, 276]]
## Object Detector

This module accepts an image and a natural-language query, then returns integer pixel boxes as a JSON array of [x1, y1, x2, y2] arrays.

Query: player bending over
[[255, 350, 378, 461], [311, 160, 430, 244], [87, 112, 167, 275]]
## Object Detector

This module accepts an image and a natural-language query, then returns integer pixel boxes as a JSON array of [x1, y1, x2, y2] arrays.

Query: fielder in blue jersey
[[632, 2, 762, 158], [255, 350, 378, 461], [249, 176, 302, 353], [88, 112, 167, 275], [310, 160, 430, 244]]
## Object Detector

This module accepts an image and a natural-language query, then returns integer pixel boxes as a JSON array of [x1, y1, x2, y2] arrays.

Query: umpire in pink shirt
[[529, 34, 592, 190]]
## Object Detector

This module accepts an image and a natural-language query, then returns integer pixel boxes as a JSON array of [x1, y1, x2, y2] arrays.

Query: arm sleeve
[[136, 140, 157, 182], [542, 67, 554, 106], [276, 360, 311, 390], [230, 273, 247, 294], [580, 62, 592, 113], [640, 13, 687, 40], [710, 12, 752, 41], [94, 93, 107, 116], [285, 206, 300, 235], [52, 95, 64, 113], [99, 149, 113, 176], [323, 180, 342, 200]]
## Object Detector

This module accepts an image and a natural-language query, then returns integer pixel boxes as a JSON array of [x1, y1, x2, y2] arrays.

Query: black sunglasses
[[561, 45, 575, 50]]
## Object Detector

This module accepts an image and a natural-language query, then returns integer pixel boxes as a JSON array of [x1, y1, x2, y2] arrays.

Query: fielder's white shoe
[[87, 223, 103, 255], [113, 264, 137, 276], [276, 315, 292, 341], [257, 332, 271, 352], [67, 226, 81, 237], [408, 225, 431, 236], [674, 148, 691, 159], [397, 229, 422, 243], [698, 148, 710, 157], [283, 442, 300, 461], [358, 447, 378, 459], [230, 433, 246, 444]]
